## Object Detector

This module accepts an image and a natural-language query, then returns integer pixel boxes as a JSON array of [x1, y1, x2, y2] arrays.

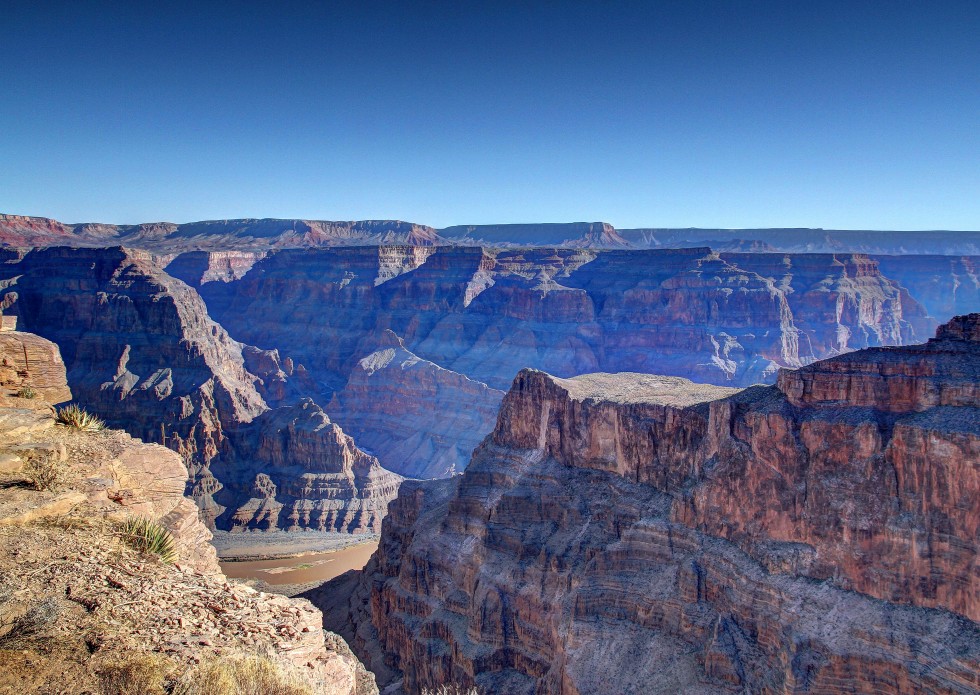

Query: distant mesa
[[2, 212, 979, 254]]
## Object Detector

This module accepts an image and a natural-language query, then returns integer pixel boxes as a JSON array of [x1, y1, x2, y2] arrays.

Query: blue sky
[[2, 1, 978, 229]]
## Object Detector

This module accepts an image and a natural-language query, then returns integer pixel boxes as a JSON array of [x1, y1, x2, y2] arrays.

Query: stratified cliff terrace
[[318, 314, 980, 695]]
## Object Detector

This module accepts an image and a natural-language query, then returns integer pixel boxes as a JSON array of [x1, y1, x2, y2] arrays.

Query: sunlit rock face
[[216, 399, 403, 534], [321, 315, 980, 695]]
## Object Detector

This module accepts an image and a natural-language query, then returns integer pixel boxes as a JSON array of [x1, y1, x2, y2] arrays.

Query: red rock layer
[[324, 315, 980, 694]]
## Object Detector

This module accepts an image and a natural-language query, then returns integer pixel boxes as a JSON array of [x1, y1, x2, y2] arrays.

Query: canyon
[[318, 314, 980, 694], [2, 243, 953, 492], [0, 248, 402, 534]]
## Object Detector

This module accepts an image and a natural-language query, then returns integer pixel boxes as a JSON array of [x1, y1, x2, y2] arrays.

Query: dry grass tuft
[[173, 655, 313, 695], [422, 686, 481, 695], [55, 404, 105, 432], [0, 597, 62, 646], [15, 385, 37, 399], [119, 516, 178, 564], [96, 652, 173, 695], [23, 451, 70, 492]]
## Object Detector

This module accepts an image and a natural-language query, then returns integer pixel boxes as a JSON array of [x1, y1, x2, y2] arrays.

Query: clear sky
[[2, 1, 978, 230]]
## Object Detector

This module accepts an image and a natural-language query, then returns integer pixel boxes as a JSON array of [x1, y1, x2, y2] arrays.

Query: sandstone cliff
[[328, 331, 504, 479], [0, 246, 267, 471], [6, 213, 980, 255], [0, 338, 377, 694], [0, 214, 443, 252], [319, 315, 980, 694], [214, 399, 403, 533]]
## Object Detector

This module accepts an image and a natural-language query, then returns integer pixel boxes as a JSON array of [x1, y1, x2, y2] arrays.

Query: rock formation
[[875, 254, 980, 320], [0, 322, 72, 404], [0, 246, 267, 469], [318, 315, 980, 694], [0, 247, 402, 534], [620, 226, 980, 255], [0, 214, 443, 252], [438, 222, 631, 248], [328, 331, 504, 479], [0, 349, 376, 694], [214, 399, 403, 533]]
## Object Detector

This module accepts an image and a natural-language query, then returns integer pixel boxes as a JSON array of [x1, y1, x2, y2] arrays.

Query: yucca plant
[[55, 404, 105, 431], [120, 516, 179, 564], [15, 385, 37, 399]]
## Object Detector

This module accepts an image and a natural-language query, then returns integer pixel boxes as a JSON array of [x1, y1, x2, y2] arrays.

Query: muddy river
[[219, 540, 379, 586]]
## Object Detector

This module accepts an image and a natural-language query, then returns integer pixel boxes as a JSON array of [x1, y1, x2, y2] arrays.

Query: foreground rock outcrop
[[0, 353, 376, 694], [319, 315, 980, 694]]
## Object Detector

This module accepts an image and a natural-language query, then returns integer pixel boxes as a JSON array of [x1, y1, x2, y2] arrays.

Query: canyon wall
[[327, 331, 505, 479], [320, 315, 980, 694], [0, 247, 401, 532], [204, 246, 935, 482]]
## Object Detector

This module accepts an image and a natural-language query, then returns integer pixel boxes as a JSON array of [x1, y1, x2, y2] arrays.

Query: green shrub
[[55, 404, 105, 431], [120, 516, 178, 564], [422, 687, 481, 695], [15, 385, 37, 399]]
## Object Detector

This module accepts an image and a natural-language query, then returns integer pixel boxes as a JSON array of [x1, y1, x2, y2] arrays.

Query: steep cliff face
[[328, 331, 504, 479], [0, 327, 73, 404], [323, 315, 980, 694], [213, 399, 402, 533], [875, 254, 980, 320], [0, 247, 399, 535], [0, 246, 268, 472], [164, 250, 268, 287], [198, 246, 937, 484]]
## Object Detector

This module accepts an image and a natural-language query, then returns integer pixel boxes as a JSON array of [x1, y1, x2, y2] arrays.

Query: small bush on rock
[[422, 686, 481, 695], [120, 516, 178, 565], [15, 385, 37, 399], [23, 451, 70, 491], [55, 404, 105, 431], [0, 597, 62, 646]]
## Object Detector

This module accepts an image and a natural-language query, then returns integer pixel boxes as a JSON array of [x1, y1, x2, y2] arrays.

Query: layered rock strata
[[0, 246, 267, 471], [322, 315, 980, 694], [327, 331, 504, 479], [0, 247, 400, 534], [0, 327, 72, 404], [215, 399, 403, 533], [5, 213, 980, 255]]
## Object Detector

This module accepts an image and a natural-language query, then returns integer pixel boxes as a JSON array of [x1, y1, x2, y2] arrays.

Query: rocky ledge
[[320, 314, 980, 694], [0, 338, 376, 694]]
